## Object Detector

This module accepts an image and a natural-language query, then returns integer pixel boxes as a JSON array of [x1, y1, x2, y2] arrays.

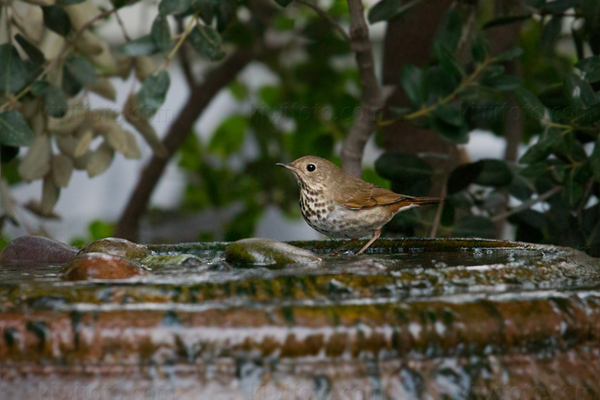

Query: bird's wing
[[336, 183, 412, 210]]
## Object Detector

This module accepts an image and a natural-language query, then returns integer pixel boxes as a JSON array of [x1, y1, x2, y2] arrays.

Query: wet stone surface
[[0, 238, 599, 399]]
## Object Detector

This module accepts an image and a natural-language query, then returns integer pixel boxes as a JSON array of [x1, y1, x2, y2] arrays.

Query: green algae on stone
[[140, 254, 203, 268], [79, 237, 152, 259], [224, 238, 321, 268]]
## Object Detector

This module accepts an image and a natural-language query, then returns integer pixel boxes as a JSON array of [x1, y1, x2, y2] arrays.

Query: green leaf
[[118, 35, 159, 56], [30, 81, 68, 118], [0, 110, 34, 147], [274, 0, 293, 7], [0, 44, 27, 95], [494, 47, 524, 62], [483, 15, 532, 30], [41, 6, 71, 36], [515, 88, 545, 120], [375, 152, 433, 195], [575, 56, 600, 82], [519, 142, 552, 164], [433, 42, 463, 78], [429, 116, 469, 144], [451, 216, 496, 238], [480, 74, 521, 92], [187, 24, 225, 61], [447, 162, 483, 194], [474, 159, 513, 187], [368, 0, 423, 24], [572, 103, 600, 125], [138, 70, 171, 117], [64, 54, 96, 87], [56, 0, 85, 4], [426, 65, 459, 99], [401, 65, 424, 107], [259, 86, 282, 108], [215, 0, 235, 31], [434, 7, 462, 52], [159, 0, 192, 15], [564, 73, 597, 114], [590, 138, 600, 182], [471, 31, 489, 63], [520, 162, 549, 178], [433, 103, 463, 126], [540, 16, 562, 52], [15, 34, 45, 66], [151, 14, 172, 53], [208, 115, 248, 157], [582, 0, 600, 55]]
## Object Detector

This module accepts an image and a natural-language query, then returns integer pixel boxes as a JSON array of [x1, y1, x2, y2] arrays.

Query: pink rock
[[0, 236, 78, 267]]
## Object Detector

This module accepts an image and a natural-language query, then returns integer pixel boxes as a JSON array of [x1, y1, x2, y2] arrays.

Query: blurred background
[[1, 0, 600, 255]]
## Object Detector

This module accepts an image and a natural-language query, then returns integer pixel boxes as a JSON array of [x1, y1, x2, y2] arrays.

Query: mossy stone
[[224, 238, 321, 268], [79, 237, 151, 259]]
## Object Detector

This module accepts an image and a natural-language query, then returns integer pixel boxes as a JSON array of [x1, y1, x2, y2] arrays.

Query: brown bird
[[277, 156, 442, 255]]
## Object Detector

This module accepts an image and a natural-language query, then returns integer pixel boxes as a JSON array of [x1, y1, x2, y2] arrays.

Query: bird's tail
[[410, 197, 444, 206]]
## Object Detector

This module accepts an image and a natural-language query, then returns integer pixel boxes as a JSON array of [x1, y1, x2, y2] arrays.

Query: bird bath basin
[[0, 238, 599, 399]]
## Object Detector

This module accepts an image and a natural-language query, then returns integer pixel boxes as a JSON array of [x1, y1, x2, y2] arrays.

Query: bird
[[277, 156, 442, 255]]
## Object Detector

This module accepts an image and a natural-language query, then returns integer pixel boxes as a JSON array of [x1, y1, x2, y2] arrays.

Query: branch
[[430, 177, 447, 238], [295, 0, 350, 42], [340, 0, 384, 177], [490, 186, 562, 223], [114, 50, 255, 241]]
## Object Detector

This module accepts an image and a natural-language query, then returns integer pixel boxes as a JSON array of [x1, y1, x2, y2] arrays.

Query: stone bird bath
[[0, 236, 599, 399]]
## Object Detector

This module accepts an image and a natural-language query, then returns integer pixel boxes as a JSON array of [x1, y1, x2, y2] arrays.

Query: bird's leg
[[357, 229, 381, 255], [331, 239, 358, 255]]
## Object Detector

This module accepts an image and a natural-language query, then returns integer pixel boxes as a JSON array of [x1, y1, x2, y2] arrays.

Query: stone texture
[[79, 237, 151, 259], [0, 235, 78, 267], [224, 238, 321, 268], [62, 253, 146, 281]]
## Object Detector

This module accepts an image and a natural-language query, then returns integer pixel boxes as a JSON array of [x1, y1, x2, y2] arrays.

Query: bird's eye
[[306, 164, 316, 172]]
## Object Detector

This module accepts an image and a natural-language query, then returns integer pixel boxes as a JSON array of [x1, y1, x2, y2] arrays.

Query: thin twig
[[158, 14, 196, 72], [340, 0, 384, 177], [176, 17, 196, 87], [114, 9, 131, 41], [430, 178, 447, 238], [490, 186, 562, 222], [295, 0, 350, 42]]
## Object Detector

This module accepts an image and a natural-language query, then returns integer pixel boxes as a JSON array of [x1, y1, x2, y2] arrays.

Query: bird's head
[[277, 156, 341, 189]]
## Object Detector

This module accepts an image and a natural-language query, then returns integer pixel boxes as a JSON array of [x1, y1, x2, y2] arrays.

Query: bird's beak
[[276, 163, 300, 173]]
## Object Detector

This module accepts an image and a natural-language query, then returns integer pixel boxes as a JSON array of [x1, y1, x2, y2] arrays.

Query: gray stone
[[224, 238, 321, 268]]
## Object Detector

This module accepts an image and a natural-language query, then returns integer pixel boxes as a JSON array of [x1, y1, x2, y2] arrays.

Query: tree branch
[[490, 186, 562, 223], [114, 50, 255, 241], [295, 0, 350, 42], [340, 0, 384, 177]]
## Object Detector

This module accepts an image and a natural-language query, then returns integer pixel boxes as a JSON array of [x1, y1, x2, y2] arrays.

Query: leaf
[[429, 116, 469, 144], [447, 162, 483, 194], [118, 35, 159, 56], [401, 65, 424, 107], [208, 115, 248, 157], [494, 47, 524, 62], [582, 0, 600, 55], [138, 70, 171, 117], [215, 0, 235, 31], [480, 74, 521, 92], [540, 0, 579, 14], [483, 15, 532, 30], [471, 31, 489, 63], [451, 216, 496, 238], [564, 73, 597, 114], [15, 34, 45, 66], [41, 6, 71, 36], [540, 16, 563, 52], [0, 44, 27, 95], [520, 162, 549, 178], [433, 42, 463, 78], [0, 110, 35, 147], [572, 103, 600, 125], [434, 7, 463, 52], [575, 56, 600, 82], [57, 0, 86, 4], [151, 14, 172, 53], [375, 152, 433, 196], [426, 65, 459, 99], [474, 159, 513, 187], [187, 24, 225, 61], [274, 0, 293, 7], [64, 53, 96, 87], [515, 88, 545, 120], [368, 0, 423, 24], [159, 0, 192, 15], [433, 103, 463, 126], [590, 138, 600, 182], [519, 142, 552, 164], [30, 81, 68, 118]]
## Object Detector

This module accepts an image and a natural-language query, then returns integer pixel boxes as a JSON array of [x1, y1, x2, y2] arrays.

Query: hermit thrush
[[277, 156, 442, 254]]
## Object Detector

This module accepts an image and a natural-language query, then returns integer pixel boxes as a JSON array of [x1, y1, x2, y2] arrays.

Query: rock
[[224, 238, 321, 268], [62, 253, 146, 281], [79, 237, 151, 259], [140, 254, 203, 268], [0, 236, 78, 267]]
